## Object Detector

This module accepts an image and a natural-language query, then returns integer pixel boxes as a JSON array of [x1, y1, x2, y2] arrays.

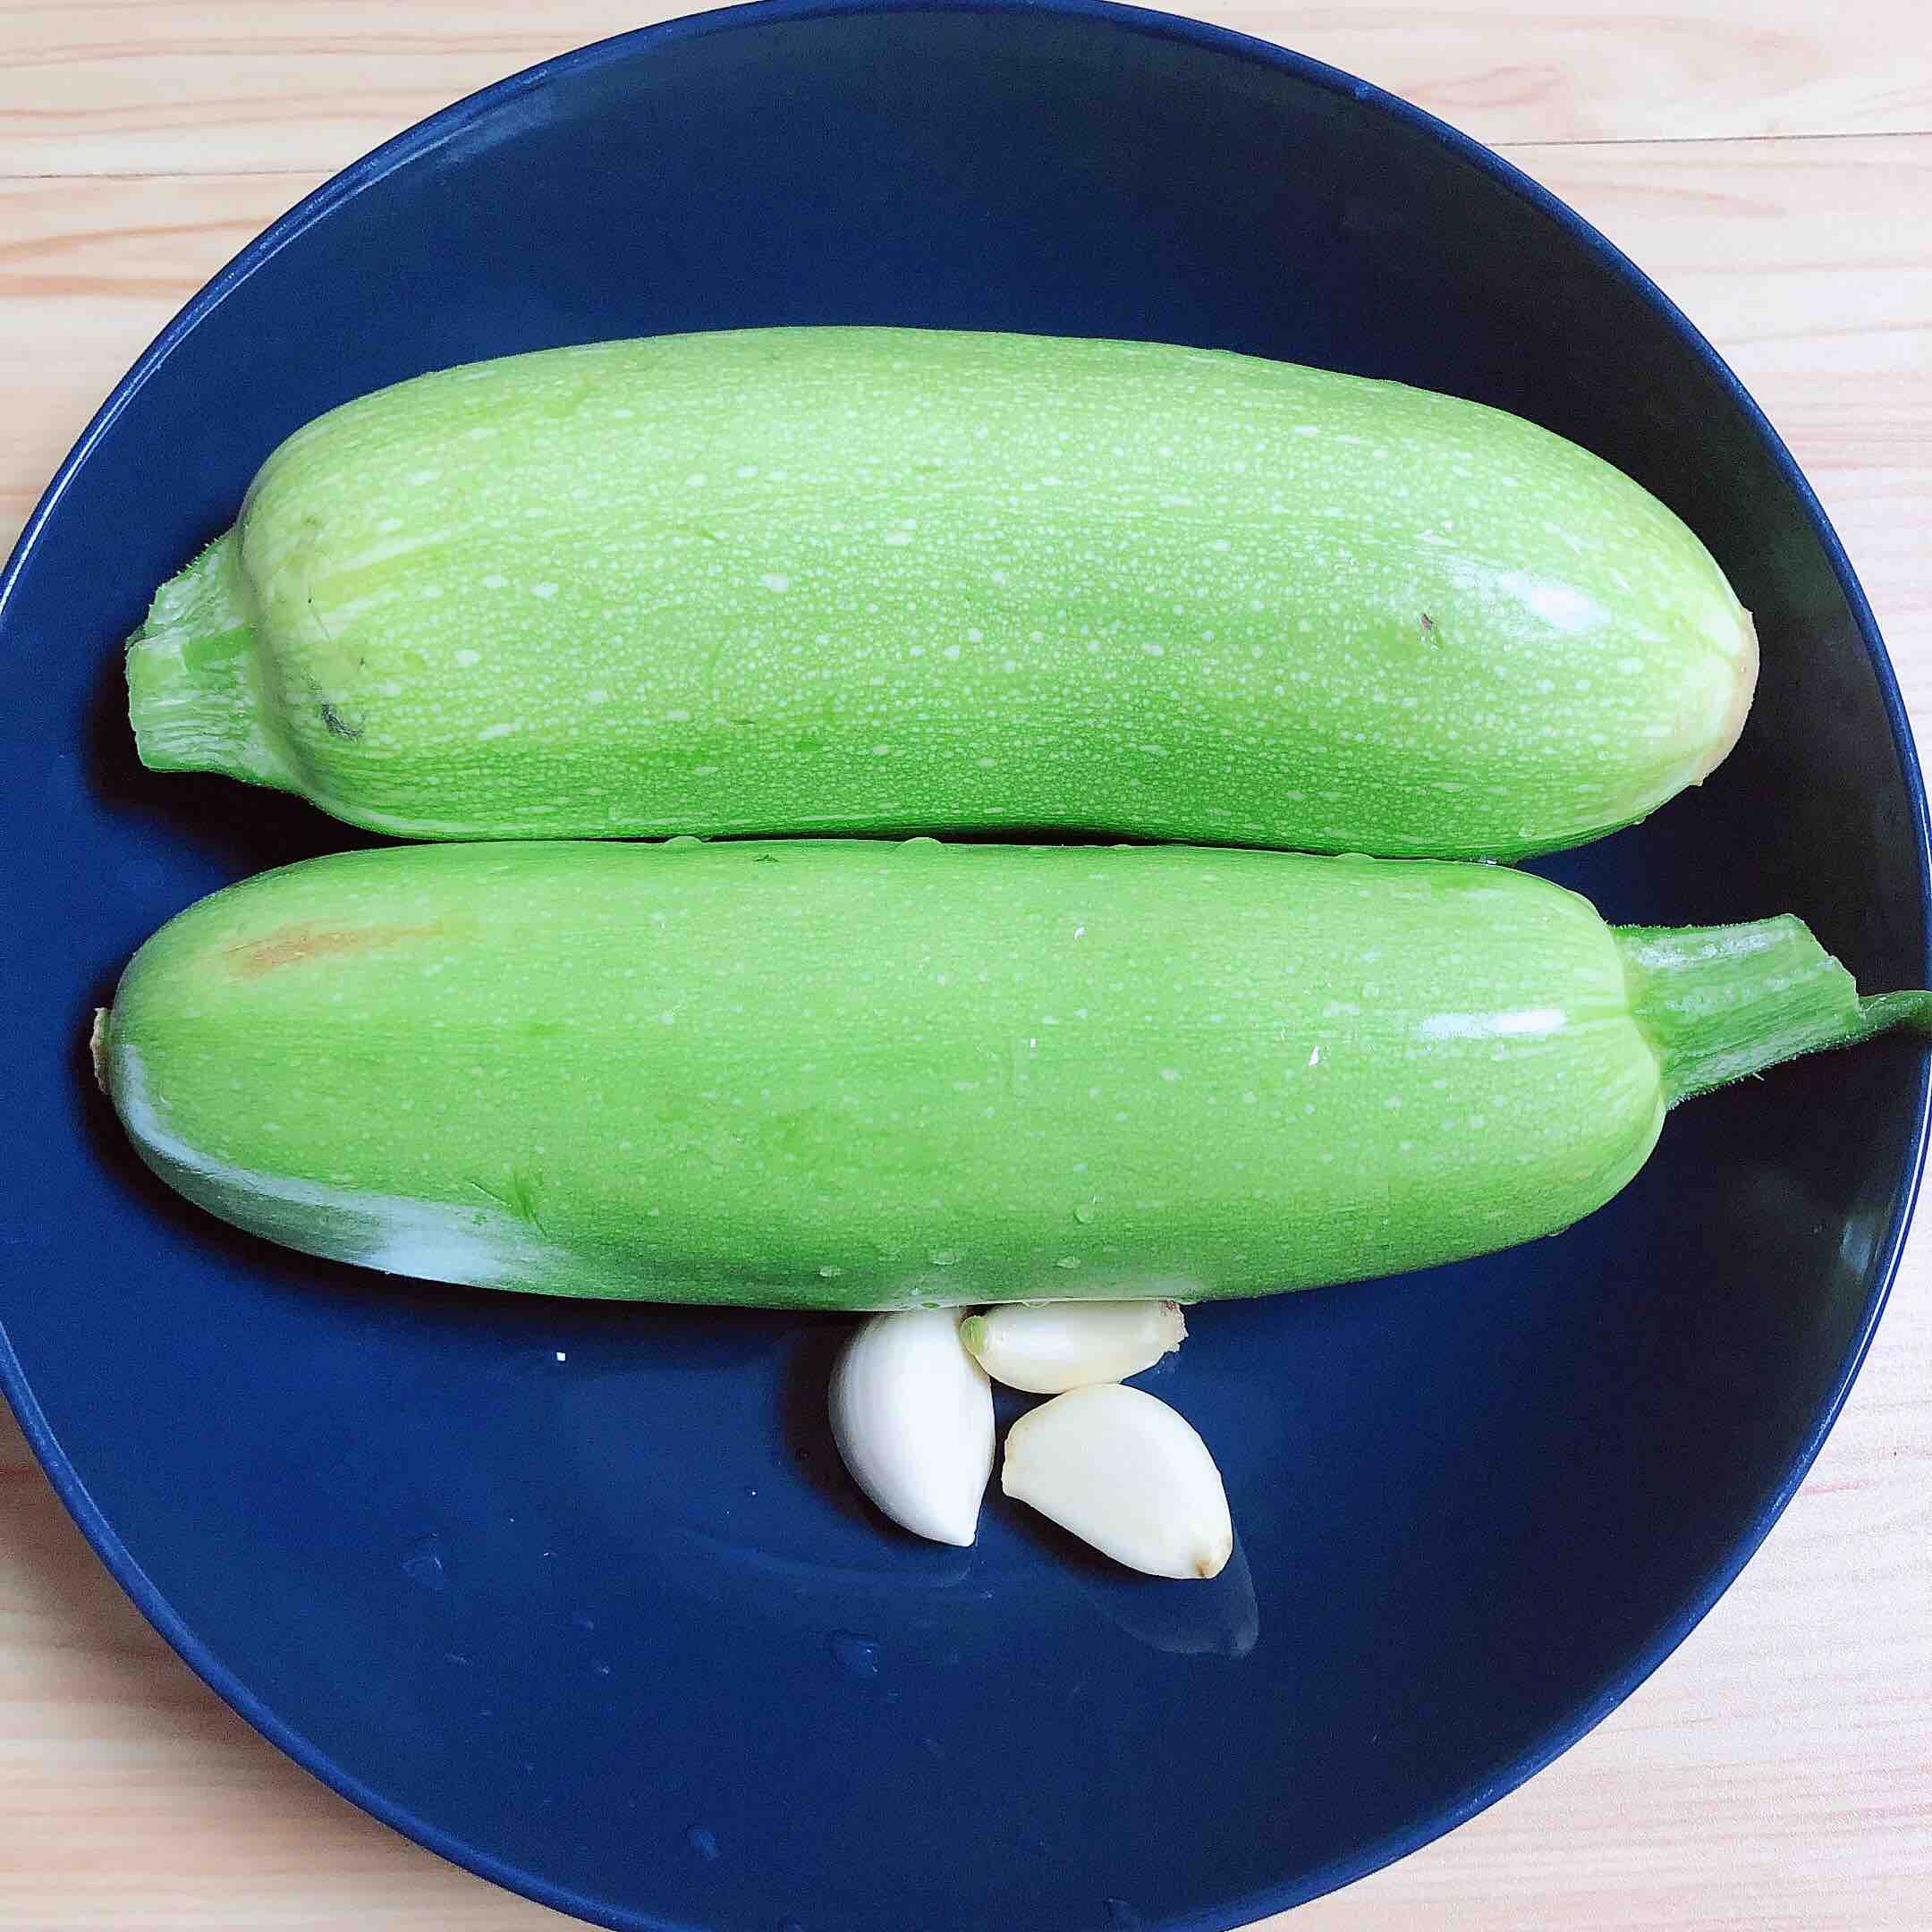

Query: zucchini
[[95, 838, 1923, 1310], [127, 327, 1755, 860]]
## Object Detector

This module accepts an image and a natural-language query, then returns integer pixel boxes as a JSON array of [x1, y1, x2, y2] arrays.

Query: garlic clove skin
[[960, 1299, 1185, 1394], [829, 1309, 994, 1546], [1002, 1383, 1233, 1579]]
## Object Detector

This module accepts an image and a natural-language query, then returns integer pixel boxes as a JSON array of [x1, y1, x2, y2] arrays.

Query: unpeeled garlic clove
[[960, 1300, 1186, 1394], [1001, 1383, 1233, 1580], [829, 1309, 994, 1546]]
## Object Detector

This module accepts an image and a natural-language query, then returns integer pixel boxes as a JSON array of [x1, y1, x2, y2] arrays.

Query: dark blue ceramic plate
[[1, 4, 1923, 1928]]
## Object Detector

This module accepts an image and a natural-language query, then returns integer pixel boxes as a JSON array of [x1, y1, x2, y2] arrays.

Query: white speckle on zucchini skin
[[134, 329, 1755, 860]]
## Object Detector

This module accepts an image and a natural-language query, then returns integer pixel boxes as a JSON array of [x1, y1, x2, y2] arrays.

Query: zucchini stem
[[125, 532, 298, 792], [1615, 915, 1932, 1106], [89, 1007, 110, 1094]]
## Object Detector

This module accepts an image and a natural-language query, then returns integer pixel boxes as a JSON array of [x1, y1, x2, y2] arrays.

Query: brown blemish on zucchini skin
[[224, 920, 449, 977]]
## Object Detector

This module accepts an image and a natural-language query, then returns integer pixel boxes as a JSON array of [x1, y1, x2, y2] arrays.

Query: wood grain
[[1532, 135, 1932, 674], [2, 3, 1928, 1928], [0, 0, 1929, 178], [0, 173, 320, 546]]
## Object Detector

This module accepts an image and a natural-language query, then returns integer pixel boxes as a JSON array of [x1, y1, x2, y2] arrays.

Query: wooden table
[[2, 4, 1926, 1926]]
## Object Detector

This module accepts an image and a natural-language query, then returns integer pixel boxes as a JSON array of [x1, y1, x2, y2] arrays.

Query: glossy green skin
[[103, 840, 1666, 1309], [128, 328, 1753, 859]]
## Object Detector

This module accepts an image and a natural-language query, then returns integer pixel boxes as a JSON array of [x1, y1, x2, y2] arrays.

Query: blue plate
[[1, 4, 1924, 1928]]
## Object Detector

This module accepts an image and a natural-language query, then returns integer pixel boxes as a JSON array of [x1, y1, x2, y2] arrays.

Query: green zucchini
[[96, 837, 1922, 1310], [126, 327, 1755, 860]]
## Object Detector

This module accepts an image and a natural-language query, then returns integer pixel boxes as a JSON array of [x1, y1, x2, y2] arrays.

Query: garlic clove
[[1001, 1383, 1233, 1579], [829, 1309, 994, 1546], [960, 1299, 1185, 1394]]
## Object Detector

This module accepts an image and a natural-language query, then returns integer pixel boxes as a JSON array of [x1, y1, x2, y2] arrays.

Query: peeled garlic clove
[[960, 1299, 1185, 1394], [829, 1309, 994, 1546], [1002, 1383, 1233, 1580]]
